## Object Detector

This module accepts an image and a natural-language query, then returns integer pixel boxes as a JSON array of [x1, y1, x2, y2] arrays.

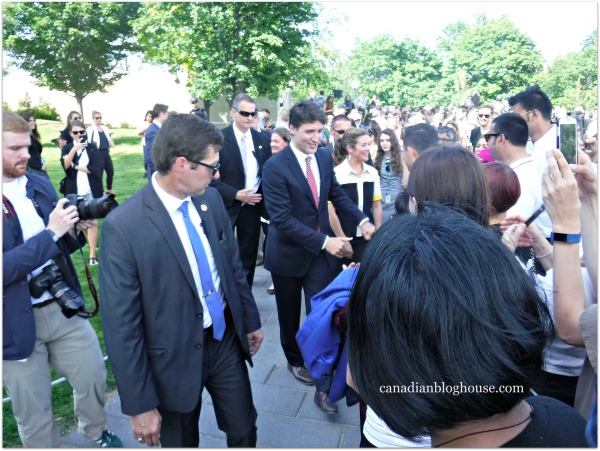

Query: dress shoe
[[314, 391, 338, 413], [287, 363, 315, 385]]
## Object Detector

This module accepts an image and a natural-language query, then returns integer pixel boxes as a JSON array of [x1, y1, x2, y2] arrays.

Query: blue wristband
[[550, 232, 581, 244]]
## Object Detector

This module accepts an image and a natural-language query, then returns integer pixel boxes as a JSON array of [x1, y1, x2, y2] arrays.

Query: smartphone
[[558, 116, 578, 164]]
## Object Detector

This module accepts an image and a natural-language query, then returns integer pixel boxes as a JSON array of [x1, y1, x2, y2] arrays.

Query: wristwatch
[[550, 232, 581, 244], [46, 229, 59, 243]]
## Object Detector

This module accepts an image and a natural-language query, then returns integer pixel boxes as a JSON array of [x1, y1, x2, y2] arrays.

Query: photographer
[[61, 120, 103, 266], [2, 110, 122, 447]]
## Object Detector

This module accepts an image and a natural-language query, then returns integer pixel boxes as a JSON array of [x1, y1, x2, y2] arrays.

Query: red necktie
[[306, 156, 320, 231]]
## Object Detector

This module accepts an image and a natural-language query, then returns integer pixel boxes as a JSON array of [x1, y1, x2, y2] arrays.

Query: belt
[[33, 299, 54, 309]]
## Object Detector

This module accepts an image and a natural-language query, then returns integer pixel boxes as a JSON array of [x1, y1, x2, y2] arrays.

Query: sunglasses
[[478, 114, 491, 119], [333, 128, 346, 135], [235, 109, 258, 118], [71, 130, 85, 135], [94, 116, 102, 120], [187, 158, 220, 176], [484, 133, 501, 141]]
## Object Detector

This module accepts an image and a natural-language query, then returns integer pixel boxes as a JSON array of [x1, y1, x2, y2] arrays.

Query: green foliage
[[14, 93, 61, 120], [3, 2, 140, 118], [132, 2, 326, 105], [440, 15, 544, 102], [538, 30, 597, 109], [331, 34, 444, 108]]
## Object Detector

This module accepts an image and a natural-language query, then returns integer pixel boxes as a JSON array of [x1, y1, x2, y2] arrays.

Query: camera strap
[[2, 195, 21, 237], [74, 244, 100, 318]]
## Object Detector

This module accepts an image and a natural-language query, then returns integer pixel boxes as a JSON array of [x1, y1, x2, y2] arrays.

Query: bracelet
[[535, 248, 553, 258], [550, 232, 582, 244]]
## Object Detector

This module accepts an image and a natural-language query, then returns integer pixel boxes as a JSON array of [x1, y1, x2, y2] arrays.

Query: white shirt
[[290, 143, 322, 195], [532, 124, 557, 180], [151, 172, 225, 329], [363, 405, 431, 448], [3, 176, 54, 304], [233, 125, 260, 193], [507, 156, 552, 237]]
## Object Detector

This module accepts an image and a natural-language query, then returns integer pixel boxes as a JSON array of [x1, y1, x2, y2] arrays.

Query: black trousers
[[98, 149, 114, 190], [158, 309, 257, 447], [234, 204, 262, 288], [271, 252, 339, 367]]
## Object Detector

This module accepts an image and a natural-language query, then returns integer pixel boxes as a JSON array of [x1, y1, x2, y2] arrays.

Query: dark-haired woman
[[58, 110, 81, 151], [323, 95, 335, 117], [374, 129, 402, 222], [61, 120, 103, 266], [347, 206, 587, 447], [21, 113, 48, 178]]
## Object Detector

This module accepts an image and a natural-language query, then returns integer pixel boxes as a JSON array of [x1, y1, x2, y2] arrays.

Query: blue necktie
[[179, 201, 225, 340]]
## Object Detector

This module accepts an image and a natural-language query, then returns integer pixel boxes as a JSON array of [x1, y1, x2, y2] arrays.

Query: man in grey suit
[[99, 113, 263, 447]]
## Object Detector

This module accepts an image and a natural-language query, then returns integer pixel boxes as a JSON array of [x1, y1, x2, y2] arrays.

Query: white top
[[76, 148, 92, 197], [151, 172, 225, 329], [334, 159, 381, 237], [233, 125, 260, 193], [532, 124, 557, 180], [364, 405, 431, 448], [3, 176, 54, 304]]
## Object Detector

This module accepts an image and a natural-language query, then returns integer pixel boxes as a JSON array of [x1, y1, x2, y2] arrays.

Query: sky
[[3, 1, 597, 124], [324, 1, 597, 64]]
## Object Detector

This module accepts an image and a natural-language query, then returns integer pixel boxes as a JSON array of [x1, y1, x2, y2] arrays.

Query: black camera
[[65, 193, 118, 220], [29, 264, 86, 318]]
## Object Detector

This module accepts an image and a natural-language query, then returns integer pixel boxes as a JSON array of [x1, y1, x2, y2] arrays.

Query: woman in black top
[[58, 110, 81, 151], [20, 112, 48, 177]]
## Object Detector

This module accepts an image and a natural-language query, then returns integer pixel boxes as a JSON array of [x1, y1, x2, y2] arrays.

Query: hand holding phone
[[557, 116, 578, 164], [525, 205, 546, 227]]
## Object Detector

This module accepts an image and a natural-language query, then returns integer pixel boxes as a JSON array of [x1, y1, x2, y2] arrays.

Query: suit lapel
[[223, 126, 245, 175], [143, 185, 200, 298], [191, 196, 228, 290], [315, 150, 329, 207], [286, 147, 318, 210]]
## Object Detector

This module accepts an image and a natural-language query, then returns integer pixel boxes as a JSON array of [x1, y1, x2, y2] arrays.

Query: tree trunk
[[75, 93, 85, 124], [203, 99, 213, 121]]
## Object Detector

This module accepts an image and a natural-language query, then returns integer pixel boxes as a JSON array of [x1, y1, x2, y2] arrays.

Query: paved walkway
[[64, 265, 360, 448]]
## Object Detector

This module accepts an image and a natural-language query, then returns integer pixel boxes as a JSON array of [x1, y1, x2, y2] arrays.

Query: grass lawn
[[3, 120, 147, 447]]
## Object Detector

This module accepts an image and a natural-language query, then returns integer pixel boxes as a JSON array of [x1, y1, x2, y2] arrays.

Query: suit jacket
[[3, 174, 85, 360], [262, 146, 367, 278], [143, 122, 160, 176], [99, 185, 262, 416], [210, 125, 271, 223]]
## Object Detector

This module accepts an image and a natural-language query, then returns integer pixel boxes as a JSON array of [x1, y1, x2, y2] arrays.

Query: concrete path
[[64, 265, 360, 448]]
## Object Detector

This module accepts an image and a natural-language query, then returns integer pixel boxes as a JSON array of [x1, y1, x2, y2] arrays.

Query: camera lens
[[48, 280, 86, 318]]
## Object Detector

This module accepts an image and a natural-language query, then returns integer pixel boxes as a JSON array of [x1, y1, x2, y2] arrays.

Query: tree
[[538, 30, 597, 109], [3, 2, 140, 120], [439, 15, 544, 102], [131, 2, 326, 107], [331, 35, 443, 108]]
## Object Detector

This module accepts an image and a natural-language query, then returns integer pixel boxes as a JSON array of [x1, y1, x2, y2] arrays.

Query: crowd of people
[[3, 83, 597, 448]]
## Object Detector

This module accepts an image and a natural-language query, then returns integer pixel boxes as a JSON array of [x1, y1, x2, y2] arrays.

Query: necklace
[[434, 404, 534, 448]]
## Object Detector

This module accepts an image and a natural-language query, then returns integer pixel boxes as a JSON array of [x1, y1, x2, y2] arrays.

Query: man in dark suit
[[210, 94, 271, 288], [262, 101, 375, 413], [99, 113, 263, 447], [143, 103, 168, 180]]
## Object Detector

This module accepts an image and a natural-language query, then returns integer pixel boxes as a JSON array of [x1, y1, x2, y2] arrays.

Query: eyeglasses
[[514, 109, 535, 119], [484, 133, 501, 142], [235, 109, 258, 118], [186, 158, 220, 176], [333, 128, 347, 135], [94, 116, 102, 120], [71, 130, 85, 135], [478, 114, 491, 119]]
